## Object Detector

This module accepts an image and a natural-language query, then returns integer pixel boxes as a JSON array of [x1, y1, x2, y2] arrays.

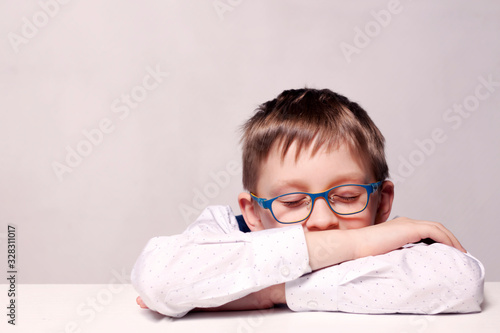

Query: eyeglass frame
[[250, 181, 383, 224]]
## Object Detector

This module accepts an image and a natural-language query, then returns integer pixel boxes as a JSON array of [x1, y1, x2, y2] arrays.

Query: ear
[[238, 192, 266, 231], [374, 180, 394, 224]]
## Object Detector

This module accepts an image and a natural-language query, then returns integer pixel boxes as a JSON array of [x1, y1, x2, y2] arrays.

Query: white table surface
[[2, 282, 499, 333]]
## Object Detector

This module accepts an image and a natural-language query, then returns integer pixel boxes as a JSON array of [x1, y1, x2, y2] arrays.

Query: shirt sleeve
[[285, 242, 485, 314], [131, 205, 311, 317]]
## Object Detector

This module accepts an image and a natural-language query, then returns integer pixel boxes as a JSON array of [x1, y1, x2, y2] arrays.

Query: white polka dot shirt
[[131, 206, 485, 317]]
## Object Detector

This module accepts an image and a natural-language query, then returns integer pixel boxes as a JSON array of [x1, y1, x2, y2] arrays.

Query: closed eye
[[277, 196, 310, 208], [331, 195, 360, 203]]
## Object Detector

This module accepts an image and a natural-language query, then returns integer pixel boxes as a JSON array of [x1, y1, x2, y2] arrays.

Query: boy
[[131, 88, 484, 317]]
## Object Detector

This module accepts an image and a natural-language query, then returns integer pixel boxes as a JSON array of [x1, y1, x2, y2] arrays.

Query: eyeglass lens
[[271, 185, 369, 223]]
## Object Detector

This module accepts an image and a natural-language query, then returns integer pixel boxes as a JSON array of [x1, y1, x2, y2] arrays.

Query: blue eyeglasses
[[250, 181, 383, 224]]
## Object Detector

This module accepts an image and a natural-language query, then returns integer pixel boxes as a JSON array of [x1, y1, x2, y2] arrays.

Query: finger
[[432, 223, 466, 252], [396, 218, 466, 252], [136, 296, 149, 309], [421, 223, 466, 253]]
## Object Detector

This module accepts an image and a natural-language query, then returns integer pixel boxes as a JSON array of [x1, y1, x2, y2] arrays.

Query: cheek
[[347, 192, 381, 227], [260, 210, 282, 229]]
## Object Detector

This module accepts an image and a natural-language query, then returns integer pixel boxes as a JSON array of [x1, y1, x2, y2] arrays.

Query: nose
[[303, 197, 339, 231]]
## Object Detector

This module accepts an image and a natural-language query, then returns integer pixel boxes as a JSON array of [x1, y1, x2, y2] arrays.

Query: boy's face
[[249, 142, 388, 232]]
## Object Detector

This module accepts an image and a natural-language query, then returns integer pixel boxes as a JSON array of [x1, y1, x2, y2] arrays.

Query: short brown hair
[[240, 88, 389, 192]]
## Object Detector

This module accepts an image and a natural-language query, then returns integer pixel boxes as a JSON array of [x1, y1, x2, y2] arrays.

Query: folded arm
[[286, 241, 484, 314], [132, 209, 482, 316], [207, 217, 482, 313], [131, 206, 310, 317]]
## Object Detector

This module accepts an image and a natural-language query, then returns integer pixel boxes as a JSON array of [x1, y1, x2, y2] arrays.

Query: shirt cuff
[[285, 266, 342, 312], [250, 224, 312, 284]]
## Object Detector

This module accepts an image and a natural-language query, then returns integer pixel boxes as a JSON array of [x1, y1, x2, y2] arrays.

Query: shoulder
[[184, 205, 242, 235]]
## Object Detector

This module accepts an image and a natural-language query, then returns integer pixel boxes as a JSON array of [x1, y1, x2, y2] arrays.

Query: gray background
[[1, 0, 499, 283]]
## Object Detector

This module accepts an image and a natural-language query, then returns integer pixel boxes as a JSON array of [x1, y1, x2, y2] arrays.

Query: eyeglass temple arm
[[372, 181, 383, 192], [250, 193, 270, 209]]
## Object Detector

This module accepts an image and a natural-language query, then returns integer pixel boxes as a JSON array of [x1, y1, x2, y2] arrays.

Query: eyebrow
[[268, 174, 370, 197], [268, 180, 308, 197]]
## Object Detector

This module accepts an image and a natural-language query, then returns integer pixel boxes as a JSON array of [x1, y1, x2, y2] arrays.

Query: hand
[[353, 217, 465, 259], [137, 284, 285, 313], [306, 217, 465, 271], [136, 296, 149, 309], [194, 284, 286, 312]]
